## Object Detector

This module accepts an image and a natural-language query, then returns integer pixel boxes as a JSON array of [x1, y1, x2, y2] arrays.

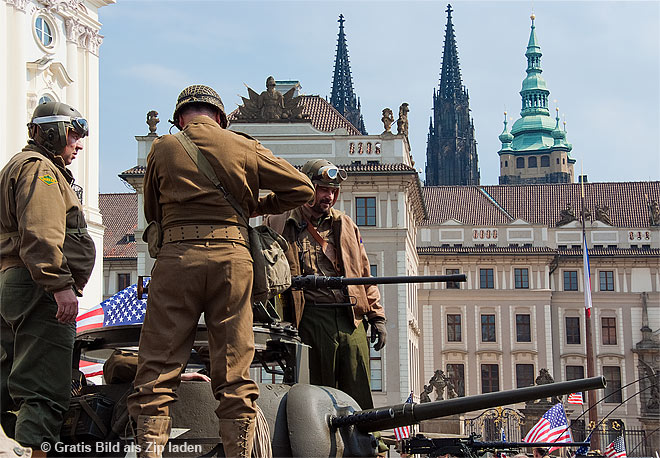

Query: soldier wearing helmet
[[0, 101, 95, 454], [264, 159, 387, 412], [126, 84, 313, 458]]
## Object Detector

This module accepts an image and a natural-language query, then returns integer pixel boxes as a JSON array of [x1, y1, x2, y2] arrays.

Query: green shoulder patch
[[38, 174, 58, 186]]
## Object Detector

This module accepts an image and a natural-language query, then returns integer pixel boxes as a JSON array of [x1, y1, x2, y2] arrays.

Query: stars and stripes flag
[[567, 392, 584, 405], [75, 280, 148, 377], [523, 403, 572, 451], [393, 392, 414, 441], [572, 432, 592, 458], [582, 233, 592, 318], [605, 436, 627, 458]]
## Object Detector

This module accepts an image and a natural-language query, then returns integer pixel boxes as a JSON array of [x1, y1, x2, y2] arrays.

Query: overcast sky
[[97, 0, 659, 193]]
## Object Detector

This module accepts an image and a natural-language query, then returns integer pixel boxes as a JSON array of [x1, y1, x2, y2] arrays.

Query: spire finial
[[338, 14, 345, 28], [446, 4, 453, 19]]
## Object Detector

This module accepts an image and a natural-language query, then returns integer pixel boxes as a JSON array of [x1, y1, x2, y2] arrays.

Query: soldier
[[265, 159, 387, 410], [0, 102, 96, 456], [126, 84, 314, 458]]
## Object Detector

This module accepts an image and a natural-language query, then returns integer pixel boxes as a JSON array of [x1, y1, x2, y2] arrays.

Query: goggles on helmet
[[317, 165, 347, 184], [32, 115, 89, 138]]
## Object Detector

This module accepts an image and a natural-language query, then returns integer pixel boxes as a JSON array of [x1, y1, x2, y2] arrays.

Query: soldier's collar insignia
[[38, 174, 58, 185]]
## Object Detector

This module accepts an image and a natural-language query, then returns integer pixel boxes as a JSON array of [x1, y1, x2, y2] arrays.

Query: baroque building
[[1, 0, 115, 310], [498, 14, 576, 185], [329, 14, 367, 135], [425, 4, 479, 186]]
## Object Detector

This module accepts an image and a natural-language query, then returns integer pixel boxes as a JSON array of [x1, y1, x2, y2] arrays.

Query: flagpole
[[580, 165, 598, 448]]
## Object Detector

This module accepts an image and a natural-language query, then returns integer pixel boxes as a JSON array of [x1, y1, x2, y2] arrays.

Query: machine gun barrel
[[291, 274, 466, 290], [332, 376, 605, 432]]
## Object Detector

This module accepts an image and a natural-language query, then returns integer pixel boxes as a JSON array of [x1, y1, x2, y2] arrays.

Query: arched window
[[541, 156, 550, 167], [35, 16, 54, 48], [516, 157, 525, 169], [38, 95, 52, 105], [528, 157, 537, 168]]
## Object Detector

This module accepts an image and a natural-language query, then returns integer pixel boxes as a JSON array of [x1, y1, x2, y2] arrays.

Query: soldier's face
[[310, 185, 338, 214], [61, 130, 83, 165]]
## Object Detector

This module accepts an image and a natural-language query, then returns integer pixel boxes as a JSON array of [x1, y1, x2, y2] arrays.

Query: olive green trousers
[[127, 241, 259, 422], [298, 305, 374, 409], [0, 267, 75, 448]]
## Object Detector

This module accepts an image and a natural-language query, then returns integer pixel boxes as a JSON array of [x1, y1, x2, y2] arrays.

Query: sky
[[97, 0, 660, 193]]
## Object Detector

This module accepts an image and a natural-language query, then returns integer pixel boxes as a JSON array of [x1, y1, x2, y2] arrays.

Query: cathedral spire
[[439, 4, 464, 99], [329, 14, 367, 134]]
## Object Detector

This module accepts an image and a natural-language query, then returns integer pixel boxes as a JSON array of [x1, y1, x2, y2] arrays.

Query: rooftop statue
[[381, 108, 394, 133], [649, 199, 660, 226], [146, 110, 159, 134], [594, 204, 612, 225], [237, 76, 306, 122], [396, 102, 409, 137], [556, 203, 577, 226]]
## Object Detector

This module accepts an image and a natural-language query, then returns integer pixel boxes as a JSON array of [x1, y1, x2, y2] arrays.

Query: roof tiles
[[99, 193, 137, 259]]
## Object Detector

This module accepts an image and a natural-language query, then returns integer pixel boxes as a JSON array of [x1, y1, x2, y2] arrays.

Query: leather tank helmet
[[28, 101, 89, 154], [172, 84, 228, 130], [301, 159, 347, 207]]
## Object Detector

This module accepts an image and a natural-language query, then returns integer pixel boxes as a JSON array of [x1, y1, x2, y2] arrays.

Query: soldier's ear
[[214, 111, 224, 128]]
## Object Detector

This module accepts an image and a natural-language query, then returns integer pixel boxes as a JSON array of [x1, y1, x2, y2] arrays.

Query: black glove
[[369, 317, 387, 351]]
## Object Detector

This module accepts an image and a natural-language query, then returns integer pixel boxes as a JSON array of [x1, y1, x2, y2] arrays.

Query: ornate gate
[[464, 407, 525, 442]]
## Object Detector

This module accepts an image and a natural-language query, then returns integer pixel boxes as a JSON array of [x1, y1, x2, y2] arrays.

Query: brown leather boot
[[218, 418, 255, 458], [135, 415, 171, 458]]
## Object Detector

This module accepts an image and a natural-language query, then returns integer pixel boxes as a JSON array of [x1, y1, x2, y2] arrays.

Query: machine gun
[[401, 435, 590, 457]]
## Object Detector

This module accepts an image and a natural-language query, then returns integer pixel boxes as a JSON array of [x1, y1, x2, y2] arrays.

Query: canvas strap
[[301, 214, 340, 272]]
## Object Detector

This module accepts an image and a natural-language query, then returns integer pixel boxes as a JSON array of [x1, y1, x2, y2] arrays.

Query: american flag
[[567, 392, 584, 405], [75, 280, 148, 377], [523, 403, 572, 449], [605, 436, 627, 458], [393, 392, 413, 441]]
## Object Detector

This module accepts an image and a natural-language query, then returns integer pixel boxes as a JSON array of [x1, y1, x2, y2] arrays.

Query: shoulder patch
[[38, 174, 58, 185]]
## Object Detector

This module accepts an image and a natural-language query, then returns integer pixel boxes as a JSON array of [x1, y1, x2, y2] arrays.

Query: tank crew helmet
[[172, 84, 228, 130], [28, 101, 88, 154], [301, 159, 347, 189]]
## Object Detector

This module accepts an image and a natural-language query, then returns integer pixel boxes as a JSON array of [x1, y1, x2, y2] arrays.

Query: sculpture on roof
[[396, 102, 409, 137], [649, 199, 660, 226], [594, 204, 612, 225], [427, 369, 456, 401], [556, 203, 577, 226], [534, 368, 561, 404], [381, 108, 394, 133], [420, 384, 433, 403], [146, 110, 159, 134], [236, 76, 306, 122]]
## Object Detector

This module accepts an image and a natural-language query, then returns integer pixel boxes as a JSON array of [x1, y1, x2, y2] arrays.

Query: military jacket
[[0, 143, 96, 293], [143, 115, 314, 232], [265, 207, 385, 328]]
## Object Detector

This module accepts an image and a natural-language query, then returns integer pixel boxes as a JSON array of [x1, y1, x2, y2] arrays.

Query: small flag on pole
[[523, 403, 572, 452], [393, 392, 413, 441], [582, 233, 592, 318], [567, 392, 584, 405], [605, 436, 627, 458]]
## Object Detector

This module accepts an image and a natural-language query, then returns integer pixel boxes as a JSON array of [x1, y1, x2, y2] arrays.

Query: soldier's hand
[[369, 317, 387, 351], [54, 288, 79, 323]]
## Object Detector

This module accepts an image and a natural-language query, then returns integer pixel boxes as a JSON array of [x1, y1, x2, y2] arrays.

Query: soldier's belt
[[162, 224, 248, 244]]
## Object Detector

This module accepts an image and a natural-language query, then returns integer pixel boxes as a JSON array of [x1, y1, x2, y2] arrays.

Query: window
[[602, 317, 617, 345], [541, 156, 550, 167], [516, 314, 531, 342], [35, 16, 53, 47], [481, 314, 496, 342], [603, 366, 622, 403], [504, 160, 508, 167], [117, 273, 131, 292], [446, 364, 465, 397], [514, 268, 529, 289], [556, 158, 560, 164], [369, 342, 382, 391], [260, 367, 284, 384], [516, 364, 534, 388], [480, 268, 494, 289], [516, 157, 525, 168], [599, 271, 614, 291], [481, 364, 499, 393], [38, 95, 52, 105], [370, 264, 377, 277], [446, 268, 461, 289], [447, 314, 462, 342], [566, 365, 584, 381], [564, 270, 578, 291], [355, 197, 376, 226], [528, 156, 537, 168], [566, 317, 581, 344]]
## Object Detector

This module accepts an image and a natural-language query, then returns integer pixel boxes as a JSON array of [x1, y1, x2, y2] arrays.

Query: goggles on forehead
[[317, 165, 347, 184], [32, 115, 89, 137]]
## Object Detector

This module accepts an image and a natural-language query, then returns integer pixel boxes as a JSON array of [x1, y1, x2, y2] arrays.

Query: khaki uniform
[[0, 143, 95, 448], [265, 207, 385, 409], [127, 116, 313, 423]]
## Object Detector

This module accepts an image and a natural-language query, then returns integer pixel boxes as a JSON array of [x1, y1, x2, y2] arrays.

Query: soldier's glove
[[369, 317, 387, 351]]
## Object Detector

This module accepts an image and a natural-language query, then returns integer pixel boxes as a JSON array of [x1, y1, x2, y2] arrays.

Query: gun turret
[[291, 273, 466, 290]]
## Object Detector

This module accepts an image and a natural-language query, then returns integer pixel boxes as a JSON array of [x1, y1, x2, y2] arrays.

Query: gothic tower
[[498, 14, 575, 184], [329, 14, 367, 135], [425, 4, 479, 186]]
